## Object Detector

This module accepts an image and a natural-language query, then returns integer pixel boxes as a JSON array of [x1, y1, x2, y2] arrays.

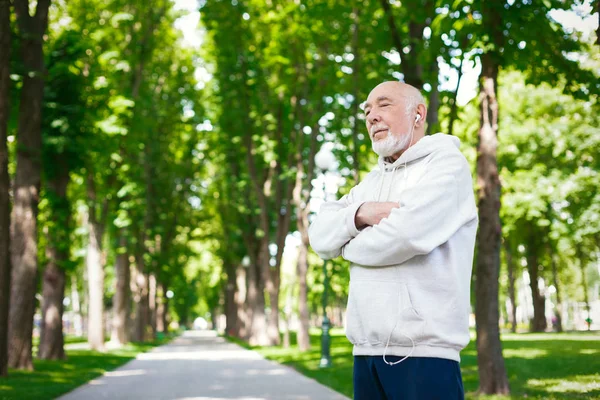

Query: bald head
[[363, 81, 427, 160], [365, 81, 425, 116], [372, 81, 422, 97]]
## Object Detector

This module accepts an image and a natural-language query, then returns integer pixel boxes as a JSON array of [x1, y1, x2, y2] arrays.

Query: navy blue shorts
[[353, 356, 464, 400]]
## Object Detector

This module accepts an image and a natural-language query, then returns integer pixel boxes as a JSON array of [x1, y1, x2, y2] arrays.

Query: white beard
[[371, 129, 412, 157]]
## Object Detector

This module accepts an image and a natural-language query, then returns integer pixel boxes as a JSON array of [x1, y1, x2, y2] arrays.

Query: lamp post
[[319, 259, 332, 368], [314, 145, 336, 369]]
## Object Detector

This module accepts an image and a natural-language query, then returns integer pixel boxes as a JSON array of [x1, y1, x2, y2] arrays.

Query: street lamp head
[[242, 256, 251, 267], [315, 146, 336, 171]]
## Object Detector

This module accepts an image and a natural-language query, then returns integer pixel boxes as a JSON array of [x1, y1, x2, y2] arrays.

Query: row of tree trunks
[[293, 112, 319, 352], [292, 47, 327, 351], [238, 56, 273, 346], [2, 0, 171, 370], [506, 228, 569, 335], [8, 0, 51, 371], [0, 0, 11, 378]]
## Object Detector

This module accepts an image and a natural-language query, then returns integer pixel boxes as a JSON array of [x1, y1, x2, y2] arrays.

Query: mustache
[[370, 125, 389, 137]]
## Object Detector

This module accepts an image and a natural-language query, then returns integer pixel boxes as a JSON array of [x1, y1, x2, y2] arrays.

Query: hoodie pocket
[[346, 280, 426, 346]]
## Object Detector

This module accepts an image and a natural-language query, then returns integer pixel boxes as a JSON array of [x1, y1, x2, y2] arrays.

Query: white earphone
[[415, 114, 421, 123]]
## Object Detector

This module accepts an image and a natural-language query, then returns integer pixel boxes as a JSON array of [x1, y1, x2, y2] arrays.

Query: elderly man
[[308, 81, 477, 400]]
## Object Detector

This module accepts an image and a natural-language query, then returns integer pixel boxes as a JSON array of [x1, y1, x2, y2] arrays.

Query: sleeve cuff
[[345, 201, 365, 238]]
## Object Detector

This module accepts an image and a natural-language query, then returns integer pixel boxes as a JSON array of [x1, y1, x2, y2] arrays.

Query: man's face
[[364, 82, 412, 157]]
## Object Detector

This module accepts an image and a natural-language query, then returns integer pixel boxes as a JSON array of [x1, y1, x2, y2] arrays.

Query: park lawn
[[0, 333, 176, 400], [230, 329, 600, 400]]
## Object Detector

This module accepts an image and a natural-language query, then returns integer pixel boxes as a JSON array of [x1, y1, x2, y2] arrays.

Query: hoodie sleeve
[[308, 186, 366, 260], [341, 150, 477, 267]]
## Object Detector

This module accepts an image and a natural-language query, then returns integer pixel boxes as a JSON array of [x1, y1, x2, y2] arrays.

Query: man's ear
[[415, 103, 427, 126]]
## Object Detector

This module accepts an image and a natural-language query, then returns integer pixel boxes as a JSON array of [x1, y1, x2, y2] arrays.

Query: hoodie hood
[[378, 133, 461, 172]]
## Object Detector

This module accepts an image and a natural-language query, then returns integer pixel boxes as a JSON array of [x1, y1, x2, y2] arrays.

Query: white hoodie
[[308, 133, 478, 362]]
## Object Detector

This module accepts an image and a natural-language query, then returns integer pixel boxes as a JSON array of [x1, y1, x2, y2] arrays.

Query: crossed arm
[[354, 201, 399, 230], [308, 152, 476, 266]]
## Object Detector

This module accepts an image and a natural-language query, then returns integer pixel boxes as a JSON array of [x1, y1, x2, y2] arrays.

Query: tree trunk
[[132, 246, 149, 342], [291, 79, 321, 352], [149, 273, 157, 337], [577, 247, 591, 331], [38, 170, 70, 360], [550, 252, 563, 332], [380, 0, 431, 88], [350, 6, 361, 185], [504, 239, 517, 333], [0, 0, 11, 377], [526, 240, 546, 332], [8, 0, 51, 370], [292, 148, 311, 352], [86, 214, 105, 350], [246, 256, 268, 346], [282, 282, 293, 349], [235, 265, 248, 339], [296, 240, 310, 351], [448, 50, 466, 137], [474, 52, 510, 395], [156, 282, 165, 333], [110, 233, 129, 345], [426, 63, 440, 135], [596, 0, 599, 47], [70, 275, 83, 336], [208, 306, 217, 330], [266, 258, 281, 345], [38, 258, 66, 360], [224, 261, 238, 336]]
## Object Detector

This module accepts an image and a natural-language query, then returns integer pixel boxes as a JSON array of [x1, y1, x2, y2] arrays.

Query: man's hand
[[354, 202, 399, 229]]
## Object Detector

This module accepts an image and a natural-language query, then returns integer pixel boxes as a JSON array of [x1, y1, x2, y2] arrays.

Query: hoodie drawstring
[[377, 165, 400, 202], [382, 307, 417, 366], [375, 169, 386, 201]]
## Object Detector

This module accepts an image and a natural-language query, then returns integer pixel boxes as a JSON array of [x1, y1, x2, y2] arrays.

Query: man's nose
[[367, 112, 380, 125]]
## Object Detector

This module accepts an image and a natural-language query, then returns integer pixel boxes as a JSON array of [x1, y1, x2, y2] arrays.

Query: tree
[[473, 1, 510, 393], [38, 28, 89, 359], [0, 0, 12, 377], [8, 0, 51, 370], [472, 0, 598, 392]]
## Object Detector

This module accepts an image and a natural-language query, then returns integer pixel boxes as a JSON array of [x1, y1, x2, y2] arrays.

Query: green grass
[[0, 333, 178, 400], [228, 329, 600, 400]]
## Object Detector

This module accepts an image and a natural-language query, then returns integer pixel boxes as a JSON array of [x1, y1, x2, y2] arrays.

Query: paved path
[[58, 330, 350, 400]]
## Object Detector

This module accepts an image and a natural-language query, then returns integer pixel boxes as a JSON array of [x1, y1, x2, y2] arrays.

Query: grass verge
[[0, 333, 178, 400], [228, 329, 600, 400]]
